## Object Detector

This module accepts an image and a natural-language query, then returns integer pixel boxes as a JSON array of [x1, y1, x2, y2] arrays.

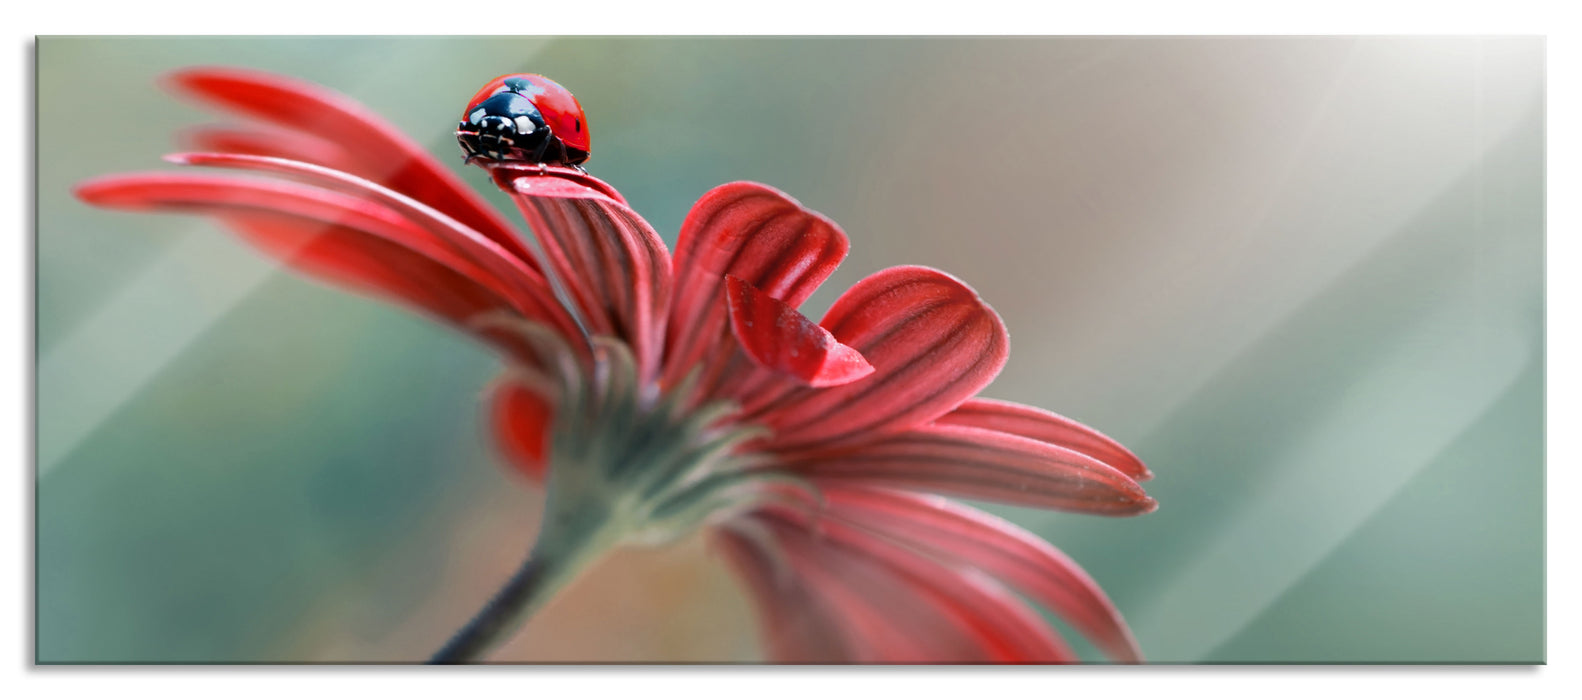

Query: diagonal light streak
[[38, 230, 285, 476], [38, 40, 549, 478], [1127, 285, 1533, 662], [1115, 39, 1361, 440], [1128, 39, 1540, 662], [1115, 39, 1538, 442]]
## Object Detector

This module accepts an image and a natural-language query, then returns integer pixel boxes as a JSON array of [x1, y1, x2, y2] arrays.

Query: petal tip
[[71, 179, 102, 202], [72, 175, 139, 207], [161, 66, 252, 99], [159, 67, 202, 93], [805, 342, 876, 388]]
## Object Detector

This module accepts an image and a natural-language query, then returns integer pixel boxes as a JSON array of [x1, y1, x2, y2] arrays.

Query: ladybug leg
[[530, 136, 553, 164]]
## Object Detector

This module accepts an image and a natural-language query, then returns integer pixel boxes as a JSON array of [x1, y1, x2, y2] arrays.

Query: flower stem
[[428, 525, 609, 664]]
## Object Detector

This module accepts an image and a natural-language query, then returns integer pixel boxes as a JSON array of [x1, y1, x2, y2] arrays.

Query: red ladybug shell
[[463, 74, 590, 153]]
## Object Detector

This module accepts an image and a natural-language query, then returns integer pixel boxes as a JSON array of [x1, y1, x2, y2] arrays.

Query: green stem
[[428, 525, 609, 664]]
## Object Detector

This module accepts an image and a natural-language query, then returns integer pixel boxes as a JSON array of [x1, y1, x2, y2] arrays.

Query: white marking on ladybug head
[[469, 108, 487, 125], [513, 116, 537, 134]]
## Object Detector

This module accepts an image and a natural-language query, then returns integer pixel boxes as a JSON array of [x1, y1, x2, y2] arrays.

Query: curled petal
[[166, 67, 536, 266], [747, 266, 1008, 453], [490, 378, 555, 482], [663, 182, 850, 393], [725, 275, 873, 388], [504, 176, 672, 381], [821, 486, 1144, 662], [937, 398, 1152, 481], [785, 424, 1156, 515]]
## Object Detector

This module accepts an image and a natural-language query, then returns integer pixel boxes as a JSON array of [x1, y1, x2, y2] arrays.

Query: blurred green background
[[36, 37, 1543, 663]]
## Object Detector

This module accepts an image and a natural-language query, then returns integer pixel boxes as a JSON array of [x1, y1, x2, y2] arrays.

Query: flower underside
[[484, 316, 815, 550], [75, 66, 1158, 665]]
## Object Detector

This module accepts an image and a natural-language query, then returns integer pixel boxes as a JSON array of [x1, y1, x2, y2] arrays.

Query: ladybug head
[[456, 74, 590, 168]]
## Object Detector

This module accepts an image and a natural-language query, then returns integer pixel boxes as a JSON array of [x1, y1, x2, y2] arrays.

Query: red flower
[[76, 68, 1157, 664]]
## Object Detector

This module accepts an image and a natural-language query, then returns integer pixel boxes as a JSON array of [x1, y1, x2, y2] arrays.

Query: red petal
[[822, 486, 1145, 662], [487, 164, 628, 207], [166, 152, 578, 342], [166, 67, 537, 267], [505, 179, 672, 380], [938, 398, 1152, 481], [816, 516, 1076, 663], [77, 172, 480, 275], [739, 515, 976, 663], [744, 266, 1008, 453], [785, 423, 1157, 515], [74, 174, 537, 360], [490, 379, 554, 482], [749, 511, 1075, 663], [770, 538, 932, 662], [712, 527, 854, 663], [725, 275, 873, 388], [662, 182, 850, 394], [181, 125, 352, 169], [225, 213, 512, 339]]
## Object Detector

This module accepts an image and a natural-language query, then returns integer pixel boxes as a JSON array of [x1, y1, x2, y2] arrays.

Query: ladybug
[[456, 74, 590, 168]]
